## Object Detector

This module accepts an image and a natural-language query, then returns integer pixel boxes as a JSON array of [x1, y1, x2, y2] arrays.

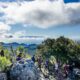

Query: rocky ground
[[0, 59, 78, 80], [0, 73, 7, 80], [0, 59, 53, 80]]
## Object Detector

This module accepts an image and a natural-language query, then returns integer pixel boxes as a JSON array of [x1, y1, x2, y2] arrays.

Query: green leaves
[[36, 36, 80, 64], [16, 46, 24, 53], [0, 56, 11, 72]]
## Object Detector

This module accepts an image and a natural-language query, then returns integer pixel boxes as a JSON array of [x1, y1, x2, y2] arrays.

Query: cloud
[[13, 30, 27, 38], [0, 37, 44, 43], [0, 0, 80, 29], [0, 30, 26, 38], [0, 29, 46, 43], [0, 22, 11, 32], [0, 32, 12, 38], [65, 3, 80, 24], [12, 30, 47, 40]]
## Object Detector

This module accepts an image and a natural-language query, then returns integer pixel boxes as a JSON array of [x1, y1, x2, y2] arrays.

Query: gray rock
[[9, 59, 40, 80], [0, 73, 7, 80]]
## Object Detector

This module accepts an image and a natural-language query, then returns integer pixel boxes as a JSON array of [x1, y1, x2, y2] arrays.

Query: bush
[[49, 56, 56, 64], [0, 56, 12, 72]]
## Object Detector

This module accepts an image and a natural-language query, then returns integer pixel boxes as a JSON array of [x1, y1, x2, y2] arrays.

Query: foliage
[[49, 56, 56, 64], [16, 46, 24, 53], [36, 36, 80, 64], [0, 56, 12, 72], [4, 49, 11, 59], [0, 46, 4, 50], [25, 54, 31, 59], [16, 46, 28, 57]]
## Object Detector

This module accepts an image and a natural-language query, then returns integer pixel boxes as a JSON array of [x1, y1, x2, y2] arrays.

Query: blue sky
[[0, 0, 80, 43], [0, 0, 79, 2], [64, 0, 80, 3]]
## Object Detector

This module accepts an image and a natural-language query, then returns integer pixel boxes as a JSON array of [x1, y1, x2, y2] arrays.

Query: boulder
[[9, 59, 40, 80], [0, 73, 7, 80]]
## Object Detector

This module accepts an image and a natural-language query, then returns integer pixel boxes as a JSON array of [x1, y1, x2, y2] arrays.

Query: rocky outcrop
[[0, 73, 7, 80], [0, 59, 56, 80], [9, 59, 40, 80]]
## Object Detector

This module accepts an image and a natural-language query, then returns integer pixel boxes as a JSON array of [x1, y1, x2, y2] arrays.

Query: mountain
[[2, 42, 19, 49], [2, 42, 37, 48], [1, 42, 37, 55]]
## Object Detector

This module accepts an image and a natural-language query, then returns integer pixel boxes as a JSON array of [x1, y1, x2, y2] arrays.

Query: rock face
[[0, 73, 7, 80], [9, 59, 40, 80]]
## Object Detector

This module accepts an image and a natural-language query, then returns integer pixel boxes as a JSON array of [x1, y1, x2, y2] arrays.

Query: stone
[[0, 73, 7, 80], [9, 59, 40, 80]]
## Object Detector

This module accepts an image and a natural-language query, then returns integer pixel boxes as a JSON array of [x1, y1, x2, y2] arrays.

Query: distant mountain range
[[0, 42, 38, 55], [0, 42, 37, 49]]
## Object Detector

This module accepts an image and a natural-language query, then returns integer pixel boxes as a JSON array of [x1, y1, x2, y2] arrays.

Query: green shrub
[[0, 56, 12, 72], [49, 56, 56, 64]]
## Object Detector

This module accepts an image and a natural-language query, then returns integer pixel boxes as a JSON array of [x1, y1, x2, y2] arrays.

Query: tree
[[36, 36, 80, 64], [52, 36, 76, 63], [16, 46, 24, 53]]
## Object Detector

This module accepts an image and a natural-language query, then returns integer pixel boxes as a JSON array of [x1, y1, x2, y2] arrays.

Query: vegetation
[[36, 36, 80, 64], [0, 56, 11, 72], [0, 45, 29, 72], [0, 36, 80, 72], [0, 36, 80, 80]]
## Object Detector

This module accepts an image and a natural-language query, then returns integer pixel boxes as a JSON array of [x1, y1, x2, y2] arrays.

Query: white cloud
[[0, 0, 80, 29], [13, 30, 27, 38], [0, 22, 11, 32], [13, 30, 46, 39], [0, 37, 44, 43], [0, 30, 46, 43], [0, 32, 12, 38], [1, 0, 80, 42]]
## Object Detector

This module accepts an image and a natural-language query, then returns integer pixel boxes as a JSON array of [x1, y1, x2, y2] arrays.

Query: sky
[[0, 0, 80, 43]]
